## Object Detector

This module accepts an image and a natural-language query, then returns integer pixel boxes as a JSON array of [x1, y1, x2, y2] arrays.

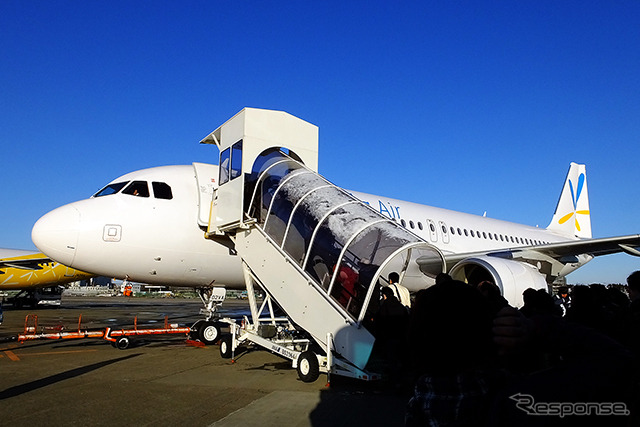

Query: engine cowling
[[449, 256, 548, 308]]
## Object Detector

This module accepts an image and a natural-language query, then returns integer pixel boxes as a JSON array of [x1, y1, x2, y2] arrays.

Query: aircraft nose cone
[[32, 204, 80, 267]]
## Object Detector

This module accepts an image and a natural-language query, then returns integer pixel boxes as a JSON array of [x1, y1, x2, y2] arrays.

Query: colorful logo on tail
[[558, 173, 590, 232]]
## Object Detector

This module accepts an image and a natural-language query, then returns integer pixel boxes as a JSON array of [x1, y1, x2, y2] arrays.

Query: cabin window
[[418, 222, 423, 230], [457, 228, 462, 235], [401, 219, 407, 227], [464, 229, 468, 237], [470, 230, 475, 237], [430, 223, 436, 232], [152, 182, 173, 200], [94, 181, 128, 197], [122, 181, 150, 197]]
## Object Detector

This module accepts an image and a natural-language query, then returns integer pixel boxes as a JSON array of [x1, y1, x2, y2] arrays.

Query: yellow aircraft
[[1, 249, 93, 307], [1, 248, 93, 290]]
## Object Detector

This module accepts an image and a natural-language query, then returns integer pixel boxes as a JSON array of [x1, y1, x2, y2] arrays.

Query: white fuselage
[[351, 191, 571, 255], [31, 163, 583, 290], [32, 165, 243, 288]]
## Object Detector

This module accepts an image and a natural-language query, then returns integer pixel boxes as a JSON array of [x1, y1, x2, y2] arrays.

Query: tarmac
[[0, 296, 408, 427]]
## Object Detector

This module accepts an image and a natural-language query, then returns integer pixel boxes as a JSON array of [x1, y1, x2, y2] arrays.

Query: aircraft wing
[[419, 234, 640, 272], [522, 234, 640, 259], [0, 256, 51, 271]]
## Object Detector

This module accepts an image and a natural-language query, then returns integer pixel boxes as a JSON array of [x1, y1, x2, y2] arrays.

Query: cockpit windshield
[[122, 181, 150, 197], [93, 179, 173, 199], [93, 181, 128, 197]]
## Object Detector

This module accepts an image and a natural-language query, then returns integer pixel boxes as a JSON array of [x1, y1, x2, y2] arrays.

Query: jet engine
[[448, 256, 548, 308]]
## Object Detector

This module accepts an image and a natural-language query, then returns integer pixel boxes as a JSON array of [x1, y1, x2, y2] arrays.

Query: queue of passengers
[[372, 271, 640, 426]]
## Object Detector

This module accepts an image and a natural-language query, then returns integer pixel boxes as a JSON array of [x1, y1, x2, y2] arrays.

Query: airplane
[[0, 248, 94, 306], [31, 157, 640, 312]]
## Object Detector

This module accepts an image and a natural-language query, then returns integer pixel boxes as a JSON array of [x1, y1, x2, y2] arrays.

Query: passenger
[[536, 288, 561, 316], [628, 271, 640, 304], [434, 272, 452, 285], [565, 285, 602, 330], [372, 286, 409, 382], [476, 280, 508, 315], [406, 280, 635, 426], [553, 285, 571, 316], [491, 305, 634, 426], [520, 288, 561, 317], [519, 288, 539, 318], [387, 271, 411, 309], [407, 280, 497, 426], [332, 264, 358, 308], [627, 271, 640, 359]]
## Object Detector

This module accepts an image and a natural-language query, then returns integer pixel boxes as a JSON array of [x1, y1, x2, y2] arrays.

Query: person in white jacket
[[387, 271, 411, 309]]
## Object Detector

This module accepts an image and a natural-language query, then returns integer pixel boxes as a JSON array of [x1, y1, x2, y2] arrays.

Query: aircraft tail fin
[[547, 162, 592, 238]]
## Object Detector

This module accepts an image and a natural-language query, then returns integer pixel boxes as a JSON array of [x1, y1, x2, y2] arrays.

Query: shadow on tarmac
[[0, 353, 142, 400], [309, 375, 409, 427]]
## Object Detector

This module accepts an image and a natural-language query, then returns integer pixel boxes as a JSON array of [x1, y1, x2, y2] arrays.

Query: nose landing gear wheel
[[198, 321, 221, 345], [296, 351, 320, 383]]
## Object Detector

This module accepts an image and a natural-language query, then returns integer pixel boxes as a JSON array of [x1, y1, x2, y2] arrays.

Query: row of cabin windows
[[94, 180, 173, 200], [399, 218, 549, 246]]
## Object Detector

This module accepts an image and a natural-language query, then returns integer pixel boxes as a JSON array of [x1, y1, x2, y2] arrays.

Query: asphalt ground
[[0, 296, 407, 427]]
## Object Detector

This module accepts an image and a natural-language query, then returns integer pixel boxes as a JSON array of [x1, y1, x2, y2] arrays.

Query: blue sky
[[1, 1, 638, 284]]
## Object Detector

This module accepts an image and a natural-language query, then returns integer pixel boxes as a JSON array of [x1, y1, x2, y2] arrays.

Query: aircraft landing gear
[[196, 286, 227, 319], [191, 287, 229, 345], [196, 320, 221, 345]]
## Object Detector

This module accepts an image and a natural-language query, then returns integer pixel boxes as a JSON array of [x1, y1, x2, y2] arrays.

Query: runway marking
[[1, 349, 98, 362], [4, 350, 20, 361], [18, 349, 99, 357]]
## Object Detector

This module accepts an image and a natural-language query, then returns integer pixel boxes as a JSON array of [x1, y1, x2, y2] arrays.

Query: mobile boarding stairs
[[201, 108, 445, 382]]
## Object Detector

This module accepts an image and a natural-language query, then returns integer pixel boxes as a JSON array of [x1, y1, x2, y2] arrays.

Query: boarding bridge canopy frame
[[245, 149, 445, 325]]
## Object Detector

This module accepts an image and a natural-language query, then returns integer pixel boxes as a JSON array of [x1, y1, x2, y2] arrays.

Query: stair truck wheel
[[297, 351, 320, 383], [199, 321, 221, 345], [220, 334, 233, 359], [115, 336, 131, 350]]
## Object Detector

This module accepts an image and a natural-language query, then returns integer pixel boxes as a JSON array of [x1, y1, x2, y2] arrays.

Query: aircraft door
[[212, 140, 244, 232], [193, 162, 218, 227]]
